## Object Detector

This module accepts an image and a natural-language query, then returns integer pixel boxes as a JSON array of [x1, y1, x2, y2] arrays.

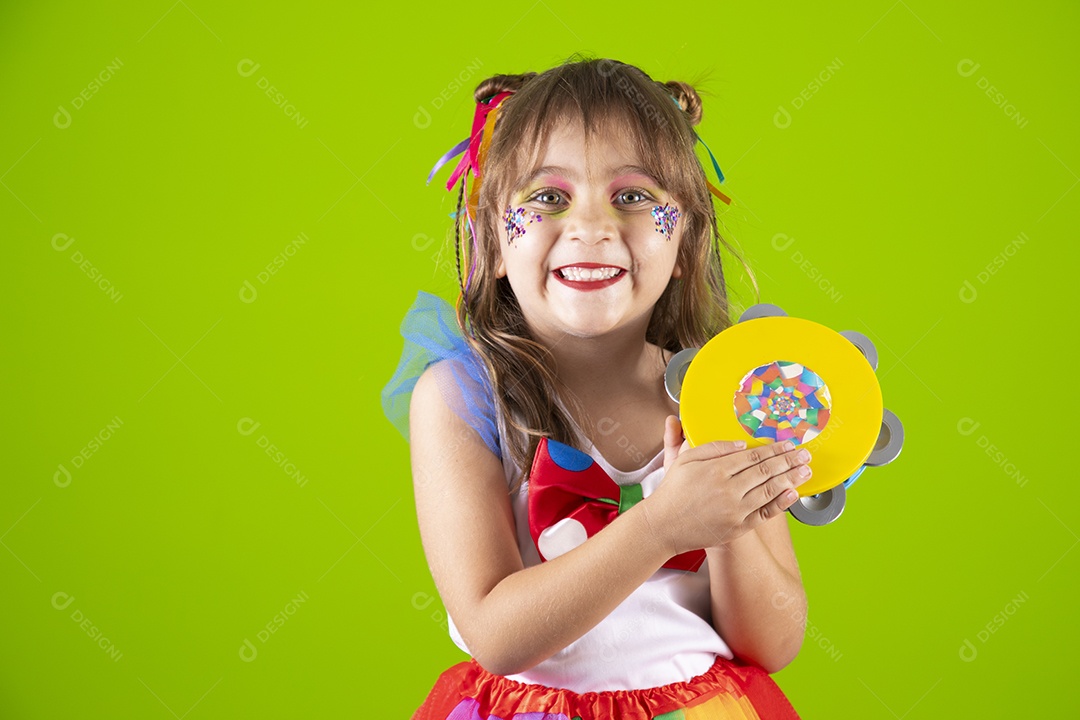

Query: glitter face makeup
[[503, 205, 543, 245], [651, 203, 681, 241]]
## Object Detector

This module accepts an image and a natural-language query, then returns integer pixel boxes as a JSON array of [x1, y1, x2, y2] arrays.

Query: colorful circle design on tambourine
[[679, 316, 883, 498], [734, 360, 831, 445]]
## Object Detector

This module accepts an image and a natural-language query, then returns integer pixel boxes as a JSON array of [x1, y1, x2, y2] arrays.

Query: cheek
[[650, 203, 681, 242], [502, 205, 544, 245]]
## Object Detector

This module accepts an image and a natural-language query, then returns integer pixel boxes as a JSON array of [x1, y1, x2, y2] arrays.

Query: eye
[[616, 188, 654, 205], [526, 188, 567, 207]]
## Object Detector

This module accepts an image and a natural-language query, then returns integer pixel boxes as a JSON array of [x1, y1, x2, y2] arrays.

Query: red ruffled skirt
[[412, 653, 801, 719]]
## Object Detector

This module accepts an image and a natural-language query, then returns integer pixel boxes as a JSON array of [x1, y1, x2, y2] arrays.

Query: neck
[[528, 315, 667, 404]]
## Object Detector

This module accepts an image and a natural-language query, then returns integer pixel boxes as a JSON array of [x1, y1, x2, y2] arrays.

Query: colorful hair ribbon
[[695, 132, 733, 206], [425, 91, 514, 193], [426, 138, 470, 187], [423, 92, 514, 300], [669, 96, 733, 206]]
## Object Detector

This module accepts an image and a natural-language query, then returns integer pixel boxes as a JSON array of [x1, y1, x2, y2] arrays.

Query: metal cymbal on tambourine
[[788, 484, 846, 526], [664, 347, 700, 403]]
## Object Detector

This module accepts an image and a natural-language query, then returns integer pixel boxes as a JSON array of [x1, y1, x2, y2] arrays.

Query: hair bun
[[474, 73, 538, 103], [661, 80, 703, 126]]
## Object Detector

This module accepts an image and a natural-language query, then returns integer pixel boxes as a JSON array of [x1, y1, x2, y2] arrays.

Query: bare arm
[[409, 365, 671, 676], [658, 415, 807, 674], [706, 514, 807, 673]]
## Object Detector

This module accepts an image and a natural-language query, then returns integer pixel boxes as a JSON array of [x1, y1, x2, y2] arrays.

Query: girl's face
[[494, 118, 683, 344]]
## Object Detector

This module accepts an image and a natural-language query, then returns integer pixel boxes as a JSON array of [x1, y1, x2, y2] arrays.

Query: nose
[[566, 197, 615, 245]]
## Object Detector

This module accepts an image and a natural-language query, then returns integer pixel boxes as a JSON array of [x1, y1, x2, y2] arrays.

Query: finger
[[675, 436, 749, 464], [663, 416, 682, 471], [739, 450, 813, 505], [724, 441, 810, 489], [662, 417, 696, 472], [746, 477, 804, 529]]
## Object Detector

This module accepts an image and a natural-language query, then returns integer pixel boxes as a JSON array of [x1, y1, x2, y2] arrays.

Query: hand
[[645, 415, 813, 554]]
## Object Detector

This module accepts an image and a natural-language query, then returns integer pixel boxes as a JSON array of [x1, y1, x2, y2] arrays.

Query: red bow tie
[[527, 437, 706, 572]]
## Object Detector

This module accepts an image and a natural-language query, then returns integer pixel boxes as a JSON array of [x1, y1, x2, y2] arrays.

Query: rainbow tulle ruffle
[[413, 653, 800, 720]]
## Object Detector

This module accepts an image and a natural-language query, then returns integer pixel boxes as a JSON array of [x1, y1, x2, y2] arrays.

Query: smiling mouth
[[554, 266, 626, 282]]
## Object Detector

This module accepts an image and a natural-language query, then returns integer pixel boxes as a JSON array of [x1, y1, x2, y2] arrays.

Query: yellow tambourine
[[666, 303, 904, 525]]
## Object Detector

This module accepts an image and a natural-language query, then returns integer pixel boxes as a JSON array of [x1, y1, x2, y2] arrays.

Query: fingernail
[[796, 449, 811, 463], [734, 440, 746, 449], [783, 441, 795, 451], [797, 465, 812, 478]]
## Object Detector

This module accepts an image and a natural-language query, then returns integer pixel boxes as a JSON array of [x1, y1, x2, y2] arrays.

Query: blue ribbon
[[694, 132, 726, 184], [670, 95, 726, 185]]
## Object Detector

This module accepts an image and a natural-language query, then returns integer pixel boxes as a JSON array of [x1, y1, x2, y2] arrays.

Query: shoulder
[[410, 360, 483, 447], [410, 361, 507, 492], [412, 354, 502, 459]]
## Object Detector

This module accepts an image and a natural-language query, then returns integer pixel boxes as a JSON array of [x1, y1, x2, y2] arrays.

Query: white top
[[445, 405, 734, 693]]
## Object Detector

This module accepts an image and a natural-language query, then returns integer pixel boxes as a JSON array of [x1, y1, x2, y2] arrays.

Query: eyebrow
[[520, 164, 657, 186]]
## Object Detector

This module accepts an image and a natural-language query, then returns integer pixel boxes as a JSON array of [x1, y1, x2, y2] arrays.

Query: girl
[[383, 56, 810, 719]]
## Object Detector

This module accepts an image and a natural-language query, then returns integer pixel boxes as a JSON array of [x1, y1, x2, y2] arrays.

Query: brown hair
[[450, 54, 759, 493]]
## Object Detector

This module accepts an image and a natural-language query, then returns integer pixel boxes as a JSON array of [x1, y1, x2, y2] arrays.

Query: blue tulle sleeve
[[380, 291, 501, 459]]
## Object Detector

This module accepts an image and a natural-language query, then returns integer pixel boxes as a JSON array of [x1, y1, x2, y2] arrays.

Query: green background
[[2, 1, 1074, 717]]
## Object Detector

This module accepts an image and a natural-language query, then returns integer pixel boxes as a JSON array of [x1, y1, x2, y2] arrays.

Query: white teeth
[[558, 266, 621, 281]]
